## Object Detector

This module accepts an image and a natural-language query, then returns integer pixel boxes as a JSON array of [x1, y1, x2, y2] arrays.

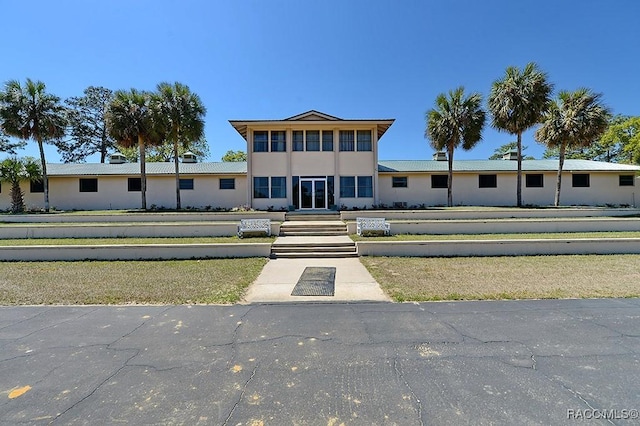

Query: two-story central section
[[230, 110, 394, 210]]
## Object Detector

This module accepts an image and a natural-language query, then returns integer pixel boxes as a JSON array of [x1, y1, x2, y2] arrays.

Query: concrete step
[[271, 251, 359, 259], [280, 231, 348, 236], [285, 213, 341, 222], [272, 246, 356, 253]]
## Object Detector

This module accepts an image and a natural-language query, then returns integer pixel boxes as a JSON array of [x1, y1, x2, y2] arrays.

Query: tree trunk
[[37, 138, 50, 212], [138, 134, 147, 210], [174, 140, 181, 210], [100, 123, 107, 163], [10, 181, 24, 213], [554, 144, 566, 207], [447, 144, 454, 207], [516, 132, 522, 207]]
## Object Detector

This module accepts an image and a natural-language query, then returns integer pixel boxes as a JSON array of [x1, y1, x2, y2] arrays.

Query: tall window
[[306, 130, 320, 151], [179, 178, 194, 190], [340, 176, 355, 197], [253, 177, 269, 198], [392, 177, 408, 188], [526, 174, 544, 188], [572, 174, 590, 187], [479, 174, 497, 188], [293, 131, 304, 151], [30, 180, 44, 193], [357, 130, 372, 151], [128, 178, 141, 192], [220, 178, 235, 189], [79, 178, 98, 192], [619, 175, 634, 186], [431, 175, 448, 189], [357, 176, 373, 197], [253, 131, 268, 152], [339, 130, 355, 151], [271, 131, 286, 152], [271, 177, 286, 198], [322, 131, 334, 151]]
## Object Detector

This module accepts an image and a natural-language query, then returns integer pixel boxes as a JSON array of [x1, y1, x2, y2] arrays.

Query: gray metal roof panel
[[378, 159, 640, 173], [47, 162, 248, 176]]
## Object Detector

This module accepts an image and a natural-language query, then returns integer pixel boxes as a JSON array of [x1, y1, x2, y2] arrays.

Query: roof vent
[[433, 151, 447, 161], [182, 152, 197, 163], [502, 151, 518, 160], [109, 153, 127, 164]]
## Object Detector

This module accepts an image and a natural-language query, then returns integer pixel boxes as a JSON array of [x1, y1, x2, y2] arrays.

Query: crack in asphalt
[[221, 364, 258, 426], [393, 358, 424, 426]]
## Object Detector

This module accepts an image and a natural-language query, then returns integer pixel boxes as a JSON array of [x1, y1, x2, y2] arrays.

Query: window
[[220, 178, 235, 190], [431, 175, 448, 189], [392, 176, 408, 188], [271, 177, 286, 198], [479, 174, 497, 188], [253, 131, 268, 152], [128, 178, 141, 192], [271, 131, 286, 152], [572, 173, 590, 187], [619, 175, 635, 186], [339, 130, 355, 151], [357, 176, 373, 198], [293, 131, 304, 151], [526, 174, 544, 188], [357, 130, 372, 151], [306, 130, 320, 151], [179, 178, 194, 190], [30, 180, 44, 193], [253, 177, 269, 198], [79, 178, 98, 192], [322, 131, 334, 151], [340, 176, 355, 197]]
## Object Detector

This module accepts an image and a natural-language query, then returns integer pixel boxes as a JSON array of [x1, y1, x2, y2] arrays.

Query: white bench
[[237, 218, 271, 238], [356, 217, 390, 236]]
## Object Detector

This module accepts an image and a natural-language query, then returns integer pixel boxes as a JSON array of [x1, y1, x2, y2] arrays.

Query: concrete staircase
[[270, 212, 358, 258]]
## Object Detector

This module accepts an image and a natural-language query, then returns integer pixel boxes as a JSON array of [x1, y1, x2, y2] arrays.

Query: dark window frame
[[478, 174, 497, 188], [305, 130, 320, 151], [619, 175, 635, 186], [572, 173, 590, 188], [179, 178, 194, 190], [270, 130, 286, 152], [253, 131, 268, 153], [340, 176, 356, 198], [525, 174, 544, 188], [431, 175, 448, 189], [219, 178, 235, 190], [253, 177, 269, 199], [292, 130, 304, 151], [357, 176, 373, 198], [128, 177, 141, 192], [356, 130, 372, 151], [322, 131, 334, 151], [79, 178, 98, 193], [270, 176, 287, 198], [339, 130, 355, 151], [392, 176, 408, 188], [30, 180, 44, 193]]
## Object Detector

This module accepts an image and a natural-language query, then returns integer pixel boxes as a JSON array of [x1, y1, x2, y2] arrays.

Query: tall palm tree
[[0, 79, 66, 212], [535, 89, 610, 206], [488, 63, 553, 207], [106, 89, 163, 210], [426, 87, 486, 207], [154, 82, 206, 209], [0, 157, 42, 213]]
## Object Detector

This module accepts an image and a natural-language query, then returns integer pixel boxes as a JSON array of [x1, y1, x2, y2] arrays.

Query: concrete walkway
[[243, 257, 390, 303]]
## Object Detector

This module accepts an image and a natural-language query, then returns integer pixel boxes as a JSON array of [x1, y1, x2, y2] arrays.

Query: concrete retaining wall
[[0, 243, 272, 261], [357, 238, 640, 257], [0, 211, 286, 223]]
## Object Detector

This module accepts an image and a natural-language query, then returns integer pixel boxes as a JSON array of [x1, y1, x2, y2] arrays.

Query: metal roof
[[47, 162, 248, 176], [378, 159, 640, 173]]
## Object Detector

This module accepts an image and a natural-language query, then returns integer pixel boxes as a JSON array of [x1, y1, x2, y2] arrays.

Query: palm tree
[[0, 79, 66, 212], [426, 87, 486, 207], [0, 157, 42, 213], [488, 63, 553, 207], [535, 89, 611, 206], [106, 89, 163, 210], [154, 82, 206, 209]]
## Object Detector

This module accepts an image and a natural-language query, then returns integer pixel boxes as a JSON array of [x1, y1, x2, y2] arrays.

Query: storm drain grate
[[291, 267, 336, 296]]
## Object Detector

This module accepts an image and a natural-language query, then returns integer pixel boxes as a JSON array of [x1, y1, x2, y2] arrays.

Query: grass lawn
[[0, 236, 275, 246], [352, 231, 640, 241], [0, 258, 268, 305], [360, 255, 640, 302]]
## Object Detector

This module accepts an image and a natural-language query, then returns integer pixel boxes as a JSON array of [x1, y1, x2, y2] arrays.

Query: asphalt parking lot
[[1, 298, 639, 425]]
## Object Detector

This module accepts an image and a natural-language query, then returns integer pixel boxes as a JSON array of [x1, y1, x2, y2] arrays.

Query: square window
[[179, 178, 194, 190], [220, 178, 235, 190], [306, 131, 320, 151], [79, 178, 98, 192], [271, 177, 286, 198], [526, 174, 544, 188], [128, 178, 141, 192], [479, 174, 497, 188], [30, 180, 44, 193], [572, 174, 590, 187], [253, 177, 269, 198], [357, 130, 372, 151], [339, 130, 355, 151], [253, 131, 268, 152], [271, 131, 286, 152], [322, 131, 334, 151], [293, 131, 304, 151], [392, 176, 408, 188], [431, 175, 448, 189], [619, 175, 635, 186], [340, 176, 355, 197], [357, 176, 373, 198]]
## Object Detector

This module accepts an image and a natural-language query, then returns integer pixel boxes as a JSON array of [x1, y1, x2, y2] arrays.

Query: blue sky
[[2, 0, 639, 163]]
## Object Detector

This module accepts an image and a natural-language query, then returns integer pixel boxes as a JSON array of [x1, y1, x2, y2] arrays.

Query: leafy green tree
[[221, 150, 247, 162], [0, 124, 26, 154], [535, 89, 611, 206], [488, 63, 553, 207], [119, 138, 209, 162], [0, 79, 66, 212], [154, 82, 206, 209], [425, 86, 486, 207], [600, 115, 640, 163], [0, 157, 42, 213], [488, 141, 534, 160], [106, 89, 163, 210], [58, 86, 116, 163]]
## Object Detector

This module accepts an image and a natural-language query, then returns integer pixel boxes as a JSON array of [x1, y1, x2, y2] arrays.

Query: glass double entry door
[[299, 178, 327, 210]]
